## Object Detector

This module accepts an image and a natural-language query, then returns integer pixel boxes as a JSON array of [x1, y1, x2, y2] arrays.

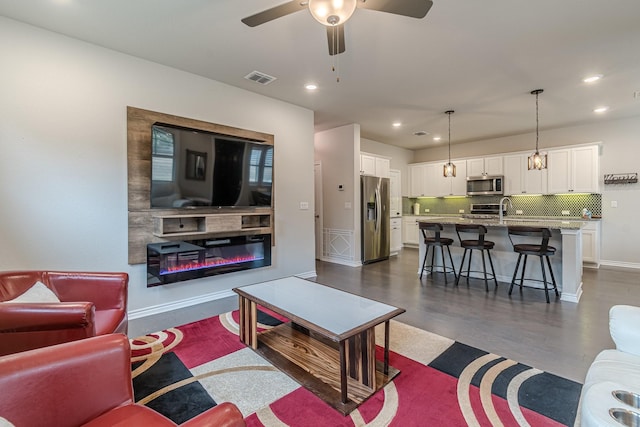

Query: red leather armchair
[[0, 334, 245, 426], [0, 270, 128, 356]]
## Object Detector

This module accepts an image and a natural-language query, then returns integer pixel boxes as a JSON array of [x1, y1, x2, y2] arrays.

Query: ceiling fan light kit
[[308, 0, 357, 26], [527, 89, 547, 171], [241, 0, 433, 57]]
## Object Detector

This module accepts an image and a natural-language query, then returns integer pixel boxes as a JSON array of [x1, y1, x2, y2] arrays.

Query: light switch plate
[[299, 202, 309, 210], [561, 210, 570, 215], [611, 200, 618, 208]]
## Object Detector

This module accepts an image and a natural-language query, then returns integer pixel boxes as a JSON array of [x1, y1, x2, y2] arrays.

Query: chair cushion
[[461, 240, 495, 249], [4, 281, 60, 303], [82, 404, 177, 427], [513, 244, 556, 255], [584, 349, 640, 392], [424, 237, 454, 245]]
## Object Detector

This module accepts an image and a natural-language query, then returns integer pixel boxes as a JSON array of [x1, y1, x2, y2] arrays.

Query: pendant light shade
[[528, 89, 547, 170], [443, 110, 456, 178], [308, 0, 357, 26]]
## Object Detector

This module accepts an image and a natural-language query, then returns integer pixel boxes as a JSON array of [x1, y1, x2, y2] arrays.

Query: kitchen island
[[417, 217, 585, 303]]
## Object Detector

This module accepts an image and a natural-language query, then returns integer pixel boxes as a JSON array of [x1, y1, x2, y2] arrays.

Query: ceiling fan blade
[[357, 0, 433, 19], [327, 24, 346, 56], [241, 1, 307, 27]]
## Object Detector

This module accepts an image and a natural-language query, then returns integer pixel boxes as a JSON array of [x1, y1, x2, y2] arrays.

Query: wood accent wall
[[127, 106, 275, 264]]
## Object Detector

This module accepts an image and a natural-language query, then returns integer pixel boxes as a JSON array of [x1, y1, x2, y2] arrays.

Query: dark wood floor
[[312, 248, 640, 383]]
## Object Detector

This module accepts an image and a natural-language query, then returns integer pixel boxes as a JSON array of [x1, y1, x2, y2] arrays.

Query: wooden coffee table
[[233, 277, 405, 414]]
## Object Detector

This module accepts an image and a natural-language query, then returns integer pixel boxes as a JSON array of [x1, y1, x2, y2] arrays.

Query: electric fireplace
[[147, 234, 271, 286]]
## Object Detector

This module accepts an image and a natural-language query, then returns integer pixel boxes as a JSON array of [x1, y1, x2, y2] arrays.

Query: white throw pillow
[[4, 281, 60, 303], [0, 416, 15, 427]]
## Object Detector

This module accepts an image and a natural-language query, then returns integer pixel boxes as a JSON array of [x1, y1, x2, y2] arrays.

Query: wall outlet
[[611, 200, 618, 208], [345, 201, 351, 209], [424, 208, 430, 213], [516, 210, 523, 215], [459, 209, 465, 213], [561, 210, 570, 215]]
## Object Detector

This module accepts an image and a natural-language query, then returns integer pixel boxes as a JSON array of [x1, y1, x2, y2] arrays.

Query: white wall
[[413, 116, 640, 266], [0, 17, 316, 314], [314, 124, 361, 263]]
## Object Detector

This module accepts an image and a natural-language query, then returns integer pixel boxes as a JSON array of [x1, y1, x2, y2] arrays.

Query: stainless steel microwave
[[466, 175, 504, 196]]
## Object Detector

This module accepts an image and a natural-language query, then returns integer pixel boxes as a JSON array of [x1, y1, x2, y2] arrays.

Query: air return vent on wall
[[244, 70, 277, 85]]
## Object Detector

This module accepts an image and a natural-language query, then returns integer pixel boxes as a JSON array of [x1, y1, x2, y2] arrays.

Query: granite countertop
[[415, 216, 588, 230]]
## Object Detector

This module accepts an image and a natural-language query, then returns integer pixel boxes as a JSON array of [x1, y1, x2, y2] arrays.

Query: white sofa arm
[[609, 305, 640, 356]]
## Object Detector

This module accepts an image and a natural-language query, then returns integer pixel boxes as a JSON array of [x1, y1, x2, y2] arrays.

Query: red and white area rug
[[130, 309, 581, 426]]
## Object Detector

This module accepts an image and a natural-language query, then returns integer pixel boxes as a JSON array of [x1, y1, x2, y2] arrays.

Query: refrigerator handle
[[375, 187, 381, 232]]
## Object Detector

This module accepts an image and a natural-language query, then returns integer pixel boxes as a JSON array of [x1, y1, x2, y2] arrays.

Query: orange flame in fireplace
[[160, 254, 264, 275]]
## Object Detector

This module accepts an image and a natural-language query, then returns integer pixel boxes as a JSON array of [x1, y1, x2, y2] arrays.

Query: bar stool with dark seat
[[507, 226, 559, 303], [454, 224, 498, 291], [419, 222, 457, 283]]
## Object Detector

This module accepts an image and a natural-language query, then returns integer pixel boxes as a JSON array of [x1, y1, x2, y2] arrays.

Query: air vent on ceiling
[[244, 71, 277, 85]]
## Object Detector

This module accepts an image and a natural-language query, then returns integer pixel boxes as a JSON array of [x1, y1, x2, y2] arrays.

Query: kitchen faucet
[[499, 197, 513, 223]]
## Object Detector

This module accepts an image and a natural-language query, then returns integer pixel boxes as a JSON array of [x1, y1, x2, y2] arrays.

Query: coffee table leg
[[238, 296, 258, 349], [384, 320, 390, 375], [339, 340, 347, 404]]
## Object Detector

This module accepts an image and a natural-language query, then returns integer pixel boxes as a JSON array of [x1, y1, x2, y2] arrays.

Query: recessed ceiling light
[[583, 74, 603, 83], [433, 136, 441, 141], [593, 106, 609, 113], [305, 83, 317, 90], [392, 122, 402, 128]]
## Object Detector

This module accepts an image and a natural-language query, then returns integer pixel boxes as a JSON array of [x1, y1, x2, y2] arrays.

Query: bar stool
[[507, 226, 559, 303], [419, 222, 457, 283], [454, 224, 498, 292]]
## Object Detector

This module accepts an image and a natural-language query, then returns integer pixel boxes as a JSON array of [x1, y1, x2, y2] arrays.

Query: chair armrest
[[181, 402, 245, 427], [0, 334, 133, 427], [0, 302, 96, 355], [609, 305, 640, 356], [45, 272, 128, 311]]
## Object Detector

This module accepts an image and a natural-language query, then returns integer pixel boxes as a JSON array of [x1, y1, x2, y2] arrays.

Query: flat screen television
[[150, 123, 273, 209]]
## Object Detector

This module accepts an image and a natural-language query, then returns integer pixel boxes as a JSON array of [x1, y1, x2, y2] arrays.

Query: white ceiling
[[2, 0, 640, 150]]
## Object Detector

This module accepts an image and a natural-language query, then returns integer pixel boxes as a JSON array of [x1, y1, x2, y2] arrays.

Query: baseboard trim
[[320, 256, 361, 267], [128, 289, 237, 320], [600, 260, 640, 270], [128, 272, 320, 320]]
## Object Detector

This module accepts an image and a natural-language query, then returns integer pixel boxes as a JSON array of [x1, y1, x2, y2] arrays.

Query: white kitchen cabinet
[[389, 169, 402, 217], [547, 145, 599, 194], [582, 221, 601, 267], [409, 164, 428, 197], [402, 216, 420, 246], [503, 153, 547, 195], [391, 217, 402, 255], [360, 152, 390, 178], [448, 159, 467, 196], [360, 153, 376, 176], [466, 156, 503, 177]]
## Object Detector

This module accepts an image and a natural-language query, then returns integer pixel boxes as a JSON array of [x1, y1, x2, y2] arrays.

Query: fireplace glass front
[[147, 234, 271, 286]]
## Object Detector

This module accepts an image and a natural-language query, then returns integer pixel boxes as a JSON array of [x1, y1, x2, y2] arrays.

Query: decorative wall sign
[[604, 173, 638, 185]]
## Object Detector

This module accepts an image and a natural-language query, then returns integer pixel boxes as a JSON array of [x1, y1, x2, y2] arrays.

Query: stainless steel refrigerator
[[361, 175, 390, 264]]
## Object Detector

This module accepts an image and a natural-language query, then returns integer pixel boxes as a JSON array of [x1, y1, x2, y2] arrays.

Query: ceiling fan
[[241, 0, 433, 56]]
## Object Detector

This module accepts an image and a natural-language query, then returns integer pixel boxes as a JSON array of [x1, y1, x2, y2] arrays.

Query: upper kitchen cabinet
[[503, 153, 548, 195], [547, 145, 600, 194], [409, 161, 467, 197], [466, 156, 503, 177], [360, 152, 390, 178], [409, 163, 428, 197]]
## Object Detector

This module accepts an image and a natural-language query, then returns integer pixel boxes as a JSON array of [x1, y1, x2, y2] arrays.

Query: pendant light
[[528, 89, 547, 170], [443, 110, 456, 178]]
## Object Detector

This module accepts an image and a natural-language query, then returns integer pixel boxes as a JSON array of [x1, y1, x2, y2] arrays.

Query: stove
[[462, 203, 506, 219]]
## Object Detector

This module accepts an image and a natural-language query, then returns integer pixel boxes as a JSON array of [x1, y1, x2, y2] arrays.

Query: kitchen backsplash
[[403, 194, 602, 217]]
